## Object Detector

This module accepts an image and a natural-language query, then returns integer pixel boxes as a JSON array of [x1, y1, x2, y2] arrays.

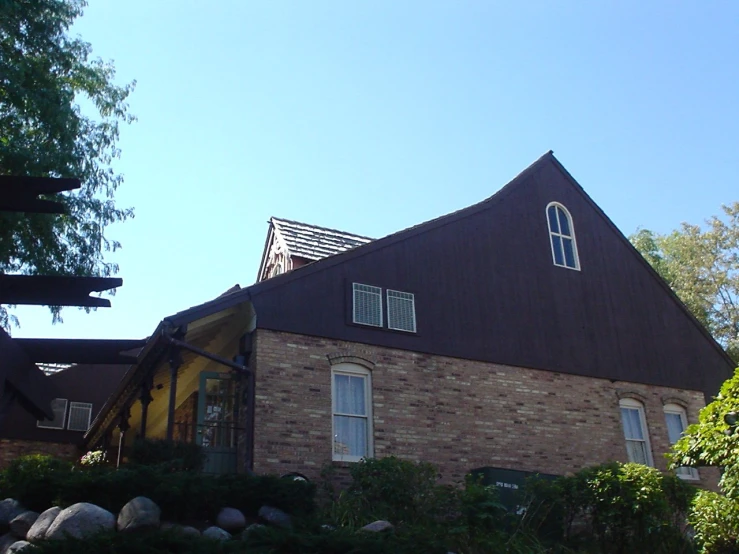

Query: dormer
[[257, 217, 373, 282]]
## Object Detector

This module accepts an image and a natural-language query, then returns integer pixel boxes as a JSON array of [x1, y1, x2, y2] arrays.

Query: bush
[[128, 439, 205, 472], [690, 490, 739, 554], [0, 455, 73, 512], [531, 462, 696, 553], [0, 454, 315, 522]]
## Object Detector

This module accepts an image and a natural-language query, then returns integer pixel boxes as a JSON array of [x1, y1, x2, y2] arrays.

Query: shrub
[[690, 490, 739, 554], [0, 455, 73, 512], [531, 462, 696, 553], [128, 439, 205, 472]]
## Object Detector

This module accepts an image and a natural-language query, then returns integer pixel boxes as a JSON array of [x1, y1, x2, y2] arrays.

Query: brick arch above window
[[615, 390, 647, 404], [661, 396, 689, 409], [326, 352, 376, 370]]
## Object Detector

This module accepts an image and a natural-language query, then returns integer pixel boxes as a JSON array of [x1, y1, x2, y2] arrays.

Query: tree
[[630, 202, 739, 362], [0, 0, 135, 328]]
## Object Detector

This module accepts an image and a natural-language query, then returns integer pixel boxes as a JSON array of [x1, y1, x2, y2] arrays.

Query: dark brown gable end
[[248, 153, 734, 399]]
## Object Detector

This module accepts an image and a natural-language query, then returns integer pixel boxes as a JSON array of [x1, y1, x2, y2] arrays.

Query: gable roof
[[270, 217, 374, 262], [247, 151, 735, 399]]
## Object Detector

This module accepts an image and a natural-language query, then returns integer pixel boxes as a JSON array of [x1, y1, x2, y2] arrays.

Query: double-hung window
[[37, 398, 68, 430], [67, 402, 93, 432], [619, 398, 653, 466], [664, 404, 699, 479], [332, 363, 372, 462], [546, 202, 580, 270]]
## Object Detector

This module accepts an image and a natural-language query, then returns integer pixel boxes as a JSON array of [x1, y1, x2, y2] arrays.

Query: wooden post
[[139, 376, 153, 439], [166, 348, 182, 441], [116, 407, 130, 468]]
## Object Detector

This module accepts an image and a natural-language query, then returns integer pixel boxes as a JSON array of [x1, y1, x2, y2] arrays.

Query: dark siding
[[0, 364, 128, 443], [250, 156, 733, 398]]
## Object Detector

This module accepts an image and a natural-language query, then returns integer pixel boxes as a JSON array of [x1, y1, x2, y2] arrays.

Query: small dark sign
[[469, 466, 559, 512]]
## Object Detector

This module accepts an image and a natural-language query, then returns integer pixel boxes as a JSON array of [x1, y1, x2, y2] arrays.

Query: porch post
[[139, 376, 153, 439], [116, 407, 130, 468], [166, 348, 182, 442]]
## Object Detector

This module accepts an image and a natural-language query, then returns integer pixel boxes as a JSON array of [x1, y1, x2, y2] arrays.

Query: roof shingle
[[271, 217, 373, 261]]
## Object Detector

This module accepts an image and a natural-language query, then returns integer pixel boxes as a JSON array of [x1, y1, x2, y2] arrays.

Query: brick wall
[[0, 439, 80, 468], [250, 329, 719, 487]]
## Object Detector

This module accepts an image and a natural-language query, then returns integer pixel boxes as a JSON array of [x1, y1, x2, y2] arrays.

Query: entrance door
[[197, 372, 240, 474]]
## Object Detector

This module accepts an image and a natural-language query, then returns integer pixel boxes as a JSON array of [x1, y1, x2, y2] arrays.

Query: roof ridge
[[270, 216, 375, 241]]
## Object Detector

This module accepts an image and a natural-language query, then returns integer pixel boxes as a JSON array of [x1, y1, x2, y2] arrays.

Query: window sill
[[347, 322, 419, 336]]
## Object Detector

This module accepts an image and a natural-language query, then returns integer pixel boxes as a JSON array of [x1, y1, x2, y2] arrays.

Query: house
[[0, 364, 130, 467], [84, 152, 734, 484]]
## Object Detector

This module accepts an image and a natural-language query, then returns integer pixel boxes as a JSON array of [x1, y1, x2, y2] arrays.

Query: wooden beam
[[16, 338, 144, 364], [0, 175, 80, 214], [165, 348, 182, 442], [0, 274, 122, 307]]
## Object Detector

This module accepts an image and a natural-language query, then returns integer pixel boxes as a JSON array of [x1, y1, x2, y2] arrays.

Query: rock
[[202, 526, 231, 541], [0, 501, 24, 528], [359, 520, 394, 532], [9, 512, 38, 539], [116, 497, 160, 533], [241, 523, 265, 539], [6, 540, 34, 553], [0, 533, 17, 554], [161, 522, 201, 537], [215, 507, 245, 532], [320, 524, 336, 532], [258, 505, 292, 529], [26, 508, 60, 543], [45, 503, 115, 540]]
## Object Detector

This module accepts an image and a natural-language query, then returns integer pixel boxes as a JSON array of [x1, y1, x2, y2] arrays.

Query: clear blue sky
[[12, 0, 739, 340]]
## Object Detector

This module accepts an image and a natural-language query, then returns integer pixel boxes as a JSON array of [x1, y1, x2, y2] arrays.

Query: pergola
[[0, 175, 145, 424]]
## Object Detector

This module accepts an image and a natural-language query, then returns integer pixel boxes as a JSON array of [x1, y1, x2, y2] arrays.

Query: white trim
[[37, 398, 68, 430], [619, 398, 654, 466], [387, 289, 416, 332], [331, 362, 373, 462], [546, 202, 580, 271], [352, 283, 383, 327], [67, 402, 93, 432], [663, 403, 699, 480]]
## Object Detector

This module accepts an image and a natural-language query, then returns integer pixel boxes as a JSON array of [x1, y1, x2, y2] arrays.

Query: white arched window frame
[[663, 403, 699, 480], [546, 202, 580, 270], [619, 398, 654, 466], [331, 362, 373, 462]]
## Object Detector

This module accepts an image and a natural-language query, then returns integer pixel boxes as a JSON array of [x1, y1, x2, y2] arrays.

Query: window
[[332, 363, 372, 462], [67, 402, 93, 432], [619, 398, 653, 466], [387, 290, 416, 332], [353, 283, 382, 327], [664, 404, 699, 480], [37, 398, 67, 430], [546, 203, 580, 270]]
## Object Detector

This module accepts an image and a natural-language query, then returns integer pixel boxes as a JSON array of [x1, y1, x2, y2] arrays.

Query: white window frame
[[331, 363, 373, 462], [67, 402, 93, 432], [664, 403, 699, 480], [619, 398, 654, 466], [352, 283, 383, 327], [37, 398, 68, 430], [387, 289, 416, 332], [546, 202, 580, 271]]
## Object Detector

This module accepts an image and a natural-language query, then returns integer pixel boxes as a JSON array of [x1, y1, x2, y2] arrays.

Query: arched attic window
[[546, 203, 580, 270]]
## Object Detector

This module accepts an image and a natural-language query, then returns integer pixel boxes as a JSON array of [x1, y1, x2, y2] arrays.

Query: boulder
[[25, 508, 60, 543], [215, 507, 245, 532], [161, 522, 201, 537], [44, 503, 115, 540], [360, 520, 394, 532], [258, 505, 292, 529], [202, 526, 231, 541], [116, 497, 160, 533], [9, 512, 38, 539], [6, 540, 34, 553], [0, 501, 24, 528], [241, 523, 265, 539], [0, 533, 17, 554]]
